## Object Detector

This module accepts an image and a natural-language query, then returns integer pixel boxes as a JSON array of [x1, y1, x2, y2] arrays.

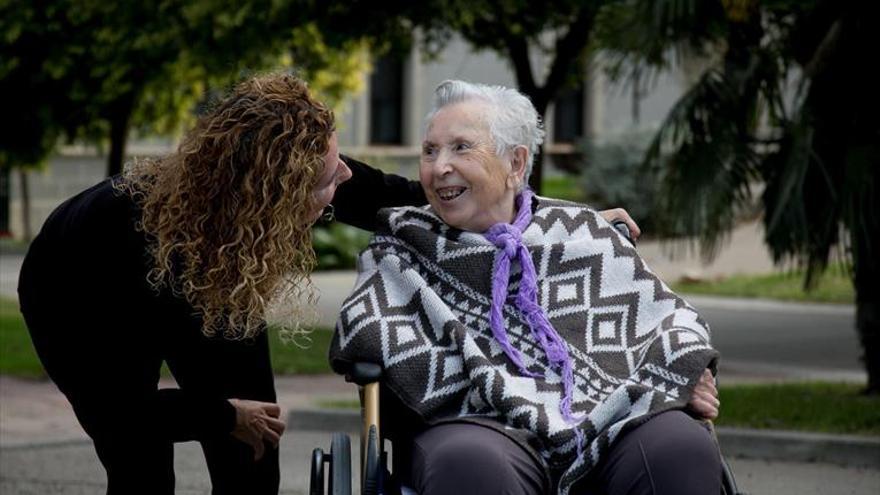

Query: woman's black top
[[17, 156, 425, 439]]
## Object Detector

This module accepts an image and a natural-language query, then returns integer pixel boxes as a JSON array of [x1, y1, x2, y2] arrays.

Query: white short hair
[[425, 80, 545, 184]]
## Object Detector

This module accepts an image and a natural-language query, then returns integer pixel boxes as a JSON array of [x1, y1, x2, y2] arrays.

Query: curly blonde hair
[[118, 73, 334, 339]]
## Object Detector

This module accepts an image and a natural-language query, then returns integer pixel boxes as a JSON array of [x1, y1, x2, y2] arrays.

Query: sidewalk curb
[[288, 408, 361, 434], [684, 295, 855, 315], [715, 426, 880, 468], [289, 409, 880, 469]]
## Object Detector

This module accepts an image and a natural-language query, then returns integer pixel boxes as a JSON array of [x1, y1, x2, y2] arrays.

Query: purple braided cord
[[485, 189, 584, 448]]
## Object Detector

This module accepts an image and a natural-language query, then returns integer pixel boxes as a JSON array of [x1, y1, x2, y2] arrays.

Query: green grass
[[0, 238, 30, 255], [0, 296, 334, 377], [541, 175, 585, 202], [316, 398, 361, 410], [268, 328, 334, 374], [0, 298, 45, 377], [671, 267, 855, 304], [716, 382, 880, 435]]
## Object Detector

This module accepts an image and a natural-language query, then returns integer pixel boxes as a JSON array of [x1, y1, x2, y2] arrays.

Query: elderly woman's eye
[[422, 145, 437, 157], [455, 142, 471, 152]]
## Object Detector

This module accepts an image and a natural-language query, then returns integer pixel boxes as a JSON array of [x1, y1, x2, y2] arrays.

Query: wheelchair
[[310, 221, 745, 495], [310, 362, 743, 495]]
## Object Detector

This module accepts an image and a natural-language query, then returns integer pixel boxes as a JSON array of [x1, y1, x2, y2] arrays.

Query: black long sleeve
[[18, 178, 240, 442], [333, 155, 427, 231]]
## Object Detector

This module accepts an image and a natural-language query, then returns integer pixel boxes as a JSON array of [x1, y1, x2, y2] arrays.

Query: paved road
[[0, 253, 22, 300], [688, 296, 863, 381], [1, 430, 878, 495]]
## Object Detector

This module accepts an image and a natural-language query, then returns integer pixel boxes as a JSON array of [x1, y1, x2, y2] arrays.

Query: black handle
[[344, 362, 383, 386], [612, 220, 635, 246]]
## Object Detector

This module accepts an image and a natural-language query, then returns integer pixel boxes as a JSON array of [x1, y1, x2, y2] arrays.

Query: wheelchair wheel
[[309, 447, 325, 495], [330, 432, 352, 495], [362, 425, 381, 495], [309, 433, 352, 495]]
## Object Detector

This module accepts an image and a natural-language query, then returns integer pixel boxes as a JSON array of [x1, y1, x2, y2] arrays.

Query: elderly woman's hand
[[687, 369, 720, 420], [228, 398, 287, 461], [598, 208, 641, 241]]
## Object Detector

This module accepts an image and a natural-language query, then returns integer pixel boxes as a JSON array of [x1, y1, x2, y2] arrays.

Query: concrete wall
[[6, 149, 171, 240]]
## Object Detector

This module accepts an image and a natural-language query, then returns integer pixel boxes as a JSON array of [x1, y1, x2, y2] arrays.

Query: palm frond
[[761, 108, 842, 288], [643, 63, 764, 259], [596, 0, 727, 87]]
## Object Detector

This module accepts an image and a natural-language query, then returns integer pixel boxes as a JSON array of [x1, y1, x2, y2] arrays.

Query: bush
[[579, 131, 661, 234], [312, 222, 371, 270]]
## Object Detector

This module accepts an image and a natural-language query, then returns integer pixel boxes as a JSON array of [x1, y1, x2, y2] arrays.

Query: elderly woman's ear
[[506, 145, 529, 190]]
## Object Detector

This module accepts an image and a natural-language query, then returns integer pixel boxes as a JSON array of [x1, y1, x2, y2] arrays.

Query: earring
[[320, 204, 335, 223]]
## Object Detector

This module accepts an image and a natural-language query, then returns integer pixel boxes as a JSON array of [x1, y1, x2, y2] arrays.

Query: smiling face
[[310, 132, 352, 222], [419, 101, 526, 232]]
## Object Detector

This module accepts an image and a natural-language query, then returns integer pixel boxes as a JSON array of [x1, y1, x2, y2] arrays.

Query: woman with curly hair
[[17, 72, 639, 494], [18, 72, 366, 494]]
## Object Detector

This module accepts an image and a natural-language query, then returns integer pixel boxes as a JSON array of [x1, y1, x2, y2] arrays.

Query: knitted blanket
[[330, 197, 718, 494]]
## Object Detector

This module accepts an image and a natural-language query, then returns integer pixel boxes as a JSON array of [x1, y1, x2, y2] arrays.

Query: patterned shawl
[[330, 196, 719, 494]]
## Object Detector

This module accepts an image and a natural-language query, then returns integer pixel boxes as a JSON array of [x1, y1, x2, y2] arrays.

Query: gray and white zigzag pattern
[[330, 198, 718, 494]]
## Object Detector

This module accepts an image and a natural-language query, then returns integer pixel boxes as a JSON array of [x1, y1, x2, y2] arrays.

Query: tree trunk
[[0, 165, 10, 236], [854, 270, 880, 395], [529, 147, 545, 194], [18, 168, 31, 242], [529, 102, 549, 194], [504, 7, 597, 195], [106, 91, 138, 177], [631, 67, 641, 125], [853, 203, 880, 394]]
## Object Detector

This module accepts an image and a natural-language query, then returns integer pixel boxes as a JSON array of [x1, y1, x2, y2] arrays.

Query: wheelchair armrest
[[612, 220, 636, 246], [344, 361, 383, 386]]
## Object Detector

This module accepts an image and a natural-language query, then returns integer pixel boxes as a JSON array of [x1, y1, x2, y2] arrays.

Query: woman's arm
[[332, 155, 426, 231], [333, 155, 642, 239]]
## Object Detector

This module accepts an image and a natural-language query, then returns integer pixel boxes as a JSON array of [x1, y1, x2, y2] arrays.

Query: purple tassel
[[485, 189, 584, 440]]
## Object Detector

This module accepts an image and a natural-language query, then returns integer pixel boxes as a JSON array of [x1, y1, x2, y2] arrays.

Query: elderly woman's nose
[[433, 151, 455, 175]]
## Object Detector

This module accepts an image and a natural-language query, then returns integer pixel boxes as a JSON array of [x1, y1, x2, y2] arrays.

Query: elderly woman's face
[[420, 101, 523, 232]]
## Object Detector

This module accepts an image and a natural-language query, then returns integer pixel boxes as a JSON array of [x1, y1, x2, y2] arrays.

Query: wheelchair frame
[[310, 363, 744, 495]]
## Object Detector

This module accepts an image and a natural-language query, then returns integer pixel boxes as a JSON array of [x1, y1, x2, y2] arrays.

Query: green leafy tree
[[0, 0, 81, 240], [1, 0, 372, 178], [286, 23, 371, 110], [1, 0, 375, 239], [600, 0, 880, 393]]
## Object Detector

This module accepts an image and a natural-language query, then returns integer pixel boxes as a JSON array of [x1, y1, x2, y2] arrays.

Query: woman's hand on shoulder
[[687, 369, 720, 421], [228, 398, 287, 461], [597, 208, 641, 241]]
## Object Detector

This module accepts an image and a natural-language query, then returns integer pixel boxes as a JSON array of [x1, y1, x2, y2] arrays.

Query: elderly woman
[[331, 80, 722, 495]]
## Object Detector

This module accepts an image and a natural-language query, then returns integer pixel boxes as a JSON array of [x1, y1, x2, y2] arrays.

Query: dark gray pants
[[406, 411, 721, 495]]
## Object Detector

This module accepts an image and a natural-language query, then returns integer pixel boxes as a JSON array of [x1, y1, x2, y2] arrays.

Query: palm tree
[[598, 0, 879, 393]]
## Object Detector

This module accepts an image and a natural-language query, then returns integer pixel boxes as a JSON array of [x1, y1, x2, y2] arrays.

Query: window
[[553, 84, 584, 143], [370, 55, 404, 145]]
